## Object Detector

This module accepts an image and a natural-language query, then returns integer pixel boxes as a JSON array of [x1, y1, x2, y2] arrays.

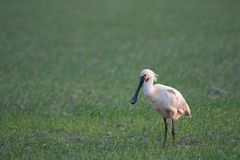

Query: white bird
[[130, 69, 191, 148]]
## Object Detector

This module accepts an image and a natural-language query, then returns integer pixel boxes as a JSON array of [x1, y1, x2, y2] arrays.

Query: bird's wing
[[166, 88, 176, 95], [165, 88, 191, 117]]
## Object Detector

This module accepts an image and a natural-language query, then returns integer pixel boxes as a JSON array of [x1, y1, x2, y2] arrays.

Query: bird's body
[[130, 69, 191, 147], [143, 82, 191, 120]]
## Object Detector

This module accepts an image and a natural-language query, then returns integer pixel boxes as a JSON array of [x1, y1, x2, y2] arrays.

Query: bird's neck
[[143, 79, 154, 96]]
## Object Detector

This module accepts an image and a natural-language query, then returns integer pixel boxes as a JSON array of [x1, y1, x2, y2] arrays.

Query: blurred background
[[0, 0, 239, 159]]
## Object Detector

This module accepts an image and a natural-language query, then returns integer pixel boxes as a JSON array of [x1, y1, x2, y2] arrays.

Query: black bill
[[130, 76, 144, 104]]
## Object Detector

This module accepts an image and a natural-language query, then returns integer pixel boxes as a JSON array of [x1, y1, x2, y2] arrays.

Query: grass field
[[0, 0, 240, 159]]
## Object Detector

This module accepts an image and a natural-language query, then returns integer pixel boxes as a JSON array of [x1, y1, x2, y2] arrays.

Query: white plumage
[[131, 69, 191, 147]]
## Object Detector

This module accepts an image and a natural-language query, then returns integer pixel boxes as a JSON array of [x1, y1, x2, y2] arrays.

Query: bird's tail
[[184, 110, 192, 118], [178, 109, 191, 118]]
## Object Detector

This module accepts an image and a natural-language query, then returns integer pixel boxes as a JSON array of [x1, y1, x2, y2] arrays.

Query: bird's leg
[[163, 117, 167, 148], [172, 119, 176, 147]]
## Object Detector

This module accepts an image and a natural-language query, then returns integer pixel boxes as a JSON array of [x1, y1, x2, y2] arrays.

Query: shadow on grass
[[178, 134, 198, 146]]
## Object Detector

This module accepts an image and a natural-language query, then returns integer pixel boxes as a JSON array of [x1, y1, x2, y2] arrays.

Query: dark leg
[[163, 118, 168, 148], [172, 119, 176, 147]]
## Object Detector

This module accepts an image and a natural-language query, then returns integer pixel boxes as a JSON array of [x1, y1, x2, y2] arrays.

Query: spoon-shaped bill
[[130, 76, 144, 104]]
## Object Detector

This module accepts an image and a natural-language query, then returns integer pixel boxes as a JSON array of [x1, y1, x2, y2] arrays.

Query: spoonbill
[[130, 69, 191, 148]]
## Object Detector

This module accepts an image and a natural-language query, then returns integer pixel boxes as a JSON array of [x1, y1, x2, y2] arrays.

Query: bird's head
[[140, 69, 158, 82], [130, 69, 158, 105]]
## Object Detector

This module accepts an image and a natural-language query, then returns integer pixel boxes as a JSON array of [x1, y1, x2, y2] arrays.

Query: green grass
[[0, 0, 240, 159]]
